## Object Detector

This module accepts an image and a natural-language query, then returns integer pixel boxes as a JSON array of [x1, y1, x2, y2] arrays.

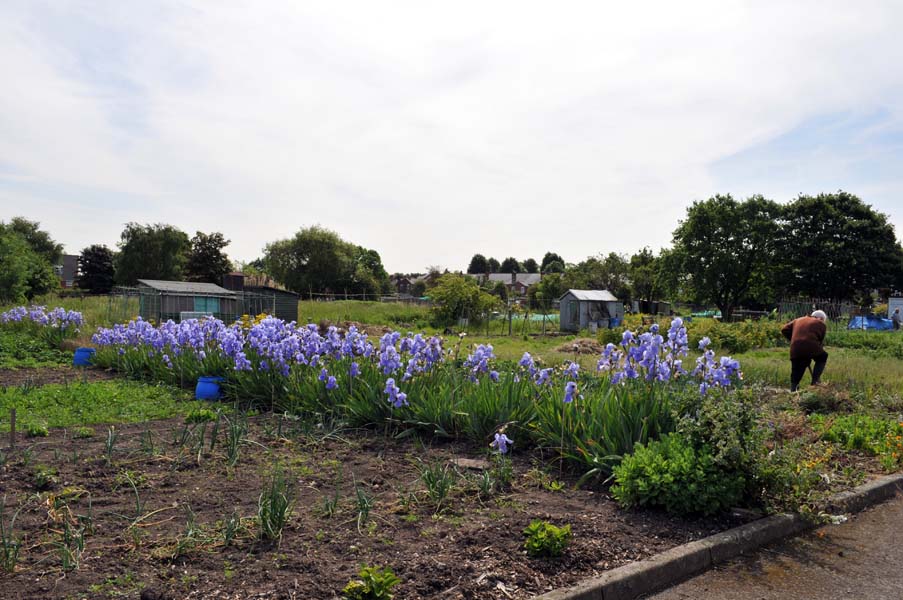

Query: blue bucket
[[196, 376, 225, 401], [73, 347, 96, 367]]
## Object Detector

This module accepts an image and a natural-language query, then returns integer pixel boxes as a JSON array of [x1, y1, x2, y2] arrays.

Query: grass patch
[[736, 346, 903, 400], [298, 300, 431, 329], [0, 380, 205, 433]]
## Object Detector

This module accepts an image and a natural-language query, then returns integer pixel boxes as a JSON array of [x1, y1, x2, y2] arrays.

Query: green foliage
[[263, 226, 390, 298], [32, 465, 59, 490], [1, 217, 63, 264], [0, 228, 58, 302], [564, 252, 630, 300], [0, 381, 201, 433], [628, 247, 662, 303], [298, 301, 431, 329], [76, 245, 116, 294], [499, 257, 522, 273], [257, 466, 295, 542], [522, 258, 539, 273], [341, 565, 401, 600], [185, 408, 218, 424], [0, 329, 68, 369], [0, 496, 22, 573], [530, 380, 674, 482], [185, 231, 232, 284], [670, 194, 781, 320], [416, 459, 457, 513], [778, 191, 903, 299], [812, 414, 903, 456], [114, 222, 190, 285], [26, 423, 49, 438], [540, 252, 565, 274], [428, 274, 500, 326], [466, 254, 489, 274], [611, 434, 745, 516], [522, 520, 571, 558]]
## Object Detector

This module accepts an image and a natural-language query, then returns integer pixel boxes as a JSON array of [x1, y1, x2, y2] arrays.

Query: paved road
[[648, 494, 903, 600]]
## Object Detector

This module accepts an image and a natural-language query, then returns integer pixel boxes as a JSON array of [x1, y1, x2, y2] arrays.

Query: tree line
[[463, 192, 903, 321]]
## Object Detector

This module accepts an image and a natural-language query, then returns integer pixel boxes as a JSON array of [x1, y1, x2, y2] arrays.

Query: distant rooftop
[[561, 289, 619, 302], [137, 279, 236, 295]]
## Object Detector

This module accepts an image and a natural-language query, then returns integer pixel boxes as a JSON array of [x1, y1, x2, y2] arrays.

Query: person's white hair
[[811, 310, 828, 321]]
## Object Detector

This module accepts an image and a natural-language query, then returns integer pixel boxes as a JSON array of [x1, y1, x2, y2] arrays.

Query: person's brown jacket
[[781, 316, 826, 359]]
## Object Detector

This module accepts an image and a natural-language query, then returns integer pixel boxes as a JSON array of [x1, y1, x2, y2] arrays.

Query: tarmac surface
[[647, 494, 903, 600]]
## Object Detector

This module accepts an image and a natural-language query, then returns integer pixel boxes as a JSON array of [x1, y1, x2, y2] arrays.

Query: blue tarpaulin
[[847, 316, 895, 331]]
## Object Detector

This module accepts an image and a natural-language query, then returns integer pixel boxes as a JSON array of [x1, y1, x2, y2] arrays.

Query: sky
[[1, 1, 902, 274]]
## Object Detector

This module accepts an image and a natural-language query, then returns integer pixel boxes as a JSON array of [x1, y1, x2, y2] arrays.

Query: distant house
[[55, 255, 79, 288], [559, 289, 624, 332], [390, 274, 413, 295], [468, 273, 542, 297], [221, 273, 300, 322], [136, 279, 240, 323]]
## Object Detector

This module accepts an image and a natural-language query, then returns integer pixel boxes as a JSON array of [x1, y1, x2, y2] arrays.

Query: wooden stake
[[9, 408, 15, 450]]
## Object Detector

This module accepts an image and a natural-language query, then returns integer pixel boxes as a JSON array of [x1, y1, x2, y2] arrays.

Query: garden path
[[647, 494, 903, 599]]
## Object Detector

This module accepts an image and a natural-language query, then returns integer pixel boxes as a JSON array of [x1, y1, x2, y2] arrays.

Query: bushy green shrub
[[611, 434, 745, 516], [522, 520, 571, 558], [811, 414, 903, 454]]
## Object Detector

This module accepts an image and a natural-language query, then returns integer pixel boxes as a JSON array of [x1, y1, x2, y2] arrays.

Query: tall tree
[[487, 257, 501, 273], [628, 247, 661, 303], [499, 257, 522, 273], [76, 245, 116, 294], [467, 254, 489, 274], [522, 258, 539, 273], [264, 225, 389, 297], [541, 252, 565, 273], [185, 231, 232, 284], [565, 252, 631, 299], [671, 194, 781, 321], [777, 191, 903, 300], [1, 217, 63, 264], [428, 273, 500, 326], [0, 230, 57, 301], [114, 223, 190, 285]]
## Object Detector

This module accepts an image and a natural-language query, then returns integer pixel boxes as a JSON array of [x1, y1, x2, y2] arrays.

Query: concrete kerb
[[534, 473, 903, 600]]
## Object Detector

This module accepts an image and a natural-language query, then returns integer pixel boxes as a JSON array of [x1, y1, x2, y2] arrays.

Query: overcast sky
[[1, 1, 902, 273]]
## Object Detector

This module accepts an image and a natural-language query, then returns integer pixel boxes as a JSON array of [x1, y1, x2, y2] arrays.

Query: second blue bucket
[[195, 376, 225, 401], [73, 347, 96, 367]]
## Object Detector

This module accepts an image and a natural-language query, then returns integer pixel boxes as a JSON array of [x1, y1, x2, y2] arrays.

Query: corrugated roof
[[560, 289, 619, 302], [137, 280, 236, 295]]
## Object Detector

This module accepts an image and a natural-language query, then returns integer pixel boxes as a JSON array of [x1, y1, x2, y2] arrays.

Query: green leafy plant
[[0, 496, 22, 573], [73, 426, 95, 439], [416, 459, 457, 513], [25, 422, 49, 438], [611, 434, 745, 516], [341, 565, 401, 600], [257, 467, 294, 543], [185, 407, 217, 424], [522, 520, 571, 558], [32, 464, 58, 491]]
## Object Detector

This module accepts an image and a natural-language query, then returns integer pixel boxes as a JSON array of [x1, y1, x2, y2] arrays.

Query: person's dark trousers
[[790, 351, 829, 391]]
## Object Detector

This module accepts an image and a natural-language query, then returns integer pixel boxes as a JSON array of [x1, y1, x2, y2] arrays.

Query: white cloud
[[1, 0, 902, 270]]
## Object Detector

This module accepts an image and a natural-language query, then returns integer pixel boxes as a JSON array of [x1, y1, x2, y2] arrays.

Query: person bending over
[[781, 310, 828, 392]]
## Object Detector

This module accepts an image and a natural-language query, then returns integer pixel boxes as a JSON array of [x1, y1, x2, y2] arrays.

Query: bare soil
[[0, 412, 746, 600], [554, 338, 605, 356], [0, 366, 118, 388]]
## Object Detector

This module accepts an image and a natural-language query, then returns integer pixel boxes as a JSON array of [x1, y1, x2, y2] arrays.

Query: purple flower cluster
[[597, 318, 739, 393], [693, 337, 742, 395], [463, 344, 495, 381], [1, 305, 84, 331]]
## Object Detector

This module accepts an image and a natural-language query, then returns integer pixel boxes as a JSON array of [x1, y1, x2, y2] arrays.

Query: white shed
[[559, 289, 624, 332]]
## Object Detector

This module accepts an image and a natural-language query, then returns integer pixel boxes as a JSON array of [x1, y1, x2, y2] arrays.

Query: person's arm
[[781, 320, 794, 340]]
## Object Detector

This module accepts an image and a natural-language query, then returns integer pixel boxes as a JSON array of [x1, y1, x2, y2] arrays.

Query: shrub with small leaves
[[341, 565, 401, 600], [522, 519, 571, 558], [611, 434, 745, 516], [26, 423, 49, 438]]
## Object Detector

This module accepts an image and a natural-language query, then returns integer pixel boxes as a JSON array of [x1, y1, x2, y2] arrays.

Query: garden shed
[[559, 289, 624, 332], [222, 273, 300, 322], [136, 279, 240, 323]]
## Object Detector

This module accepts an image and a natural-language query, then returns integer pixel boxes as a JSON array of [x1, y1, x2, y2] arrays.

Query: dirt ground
[[0, 366, 118, 388], [0, 411, 746, 600]]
